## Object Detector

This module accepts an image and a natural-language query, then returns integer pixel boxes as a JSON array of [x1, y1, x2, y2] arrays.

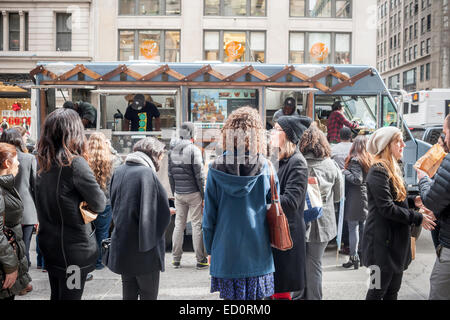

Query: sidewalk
[[17, 230, 436, 300]]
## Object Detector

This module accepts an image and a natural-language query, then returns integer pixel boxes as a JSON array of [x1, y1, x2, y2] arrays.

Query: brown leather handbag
[[266, 161, 293, 251]]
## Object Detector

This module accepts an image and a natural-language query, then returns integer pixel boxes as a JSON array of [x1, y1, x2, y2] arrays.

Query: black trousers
[[121, 271, 160, 300], [366, 271, 403, 300], [48, 270, 88, 300]]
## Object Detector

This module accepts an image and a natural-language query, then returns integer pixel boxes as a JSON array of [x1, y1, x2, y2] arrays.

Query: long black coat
[[107, 162, 171, 276], [36, 157, 106, 276], [343, 158, 368, 222], [272, 150, 308, 293], [362, 164, 422, 274]]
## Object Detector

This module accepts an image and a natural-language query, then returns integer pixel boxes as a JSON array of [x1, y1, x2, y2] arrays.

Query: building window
[[290, 0, 351, 18], [403, 68, 417, 91], [413, 45, 417, 59], [426, 37, 431, 54], [388, 74, 400, 89], [205, 0, 266, 16], [414, 22, 417, 38], [425, 62, 430, 80], [289, 32, 305, 63], [204, 30, 265, 62], [404, 49, 407, 62], [409, 47, 412, 60], [56, 13, 72, 51], [426, 14, 431, 31], [420, 40, 425, 55], [119, 0, 181, 15], [9, 13, 20, 51], [409, 25, 412, 40], [0, 14, 3, 51], [420, 64, 424, 81], [118, 29, 180, 62], [421, 17, 425, 33], [398, 32, 401, 47], [289, 31, 350, 64]]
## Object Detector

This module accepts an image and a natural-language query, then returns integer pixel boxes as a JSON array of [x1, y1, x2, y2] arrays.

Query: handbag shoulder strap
[[267, 160, 279, 202]]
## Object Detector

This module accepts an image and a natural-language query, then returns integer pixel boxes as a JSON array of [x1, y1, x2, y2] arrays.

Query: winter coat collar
[[125, 151, 156, 172], [0, 174, 15, 189]]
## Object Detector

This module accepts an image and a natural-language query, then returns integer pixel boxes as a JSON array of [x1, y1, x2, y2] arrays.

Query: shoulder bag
[[304, 176, 324, 224], [266, 161, 293, 251]]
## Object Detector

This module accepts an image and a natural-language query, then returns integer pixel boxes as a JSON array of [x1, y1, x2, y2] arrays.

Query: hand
[[2, 270, 18, 289], [169, 208, 176, 216], [414, 196, 423, 209], [421, 213, 437, 231], [416, 168, 428, 181], [422, 209, 437, 222], [208, 255, 211, 265]]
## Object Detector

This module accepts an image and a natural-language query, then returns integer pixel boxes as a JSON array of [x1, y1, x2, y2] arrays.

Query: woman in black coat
[[342, 136, 372, 269], [107, 137, 171, 300], [0, 143, 31, 300], [363, 127, 435, 300], [269, 116, 310, 300], [35, 108, 106, 300]]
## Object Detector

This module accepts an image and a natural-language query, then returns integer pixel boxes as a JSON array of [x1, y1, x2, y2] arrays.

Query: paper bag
[[413, 143, 447, 178]]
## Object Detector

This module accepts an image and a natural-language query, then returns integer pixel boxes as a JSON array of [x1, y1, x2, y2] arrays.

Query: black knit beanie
[[277, 116, 312, 145]]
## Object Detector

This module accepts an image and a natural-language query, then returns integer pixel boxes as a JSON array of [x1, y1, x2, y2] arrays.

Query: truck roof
[[32, 62, 389, 96]]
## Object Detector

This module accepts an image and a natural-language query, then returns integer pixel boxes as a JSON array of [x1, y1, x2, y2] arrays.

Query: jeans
[[172, 192, 207, 263], [93, 205, 112, 268], [305, 241, 328, 300], [22, 225, 34, 267], [121, 271, 160, 300], [48, 270, 88, 300], [36, 234, 45, 268], [429, 246, 450, 300], [366, 271, 403, 300], [347, 220, 365, 257]]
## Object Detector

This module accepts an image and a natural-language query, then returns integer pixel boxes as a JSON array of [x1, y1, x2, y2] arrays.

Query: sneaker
[[86, 273, 94, 281], [19, 284, 33, 296], [172, 261, 181, 269], [196, 259, 209, 270]]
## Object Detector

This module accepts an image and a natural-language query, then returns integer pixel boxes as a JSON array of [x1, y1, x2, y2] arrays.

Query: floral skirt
[[211, 273, 274, 300]]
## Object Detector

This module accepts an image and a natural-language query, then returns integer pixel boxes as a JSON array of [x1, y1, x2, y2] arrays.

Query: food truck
[[29, 62, 430, 192], [0, 82, 32, 136]]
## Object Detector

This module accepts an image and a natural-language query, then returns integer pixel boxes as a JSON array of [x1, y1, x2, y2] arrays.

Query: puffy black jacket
[[35, 157, 106, 276], [419, 154, 450, 248], [0, 174, 31, 299], [168, 139, 205, 199], [362, 164, 423, 273]]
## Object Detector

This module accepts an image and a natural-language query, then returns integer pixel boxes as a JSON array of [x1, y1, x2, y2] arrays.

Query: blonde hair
[[280, 139, 297, 159], [373, 131, 407, 202], [87, 132, 112, 191]]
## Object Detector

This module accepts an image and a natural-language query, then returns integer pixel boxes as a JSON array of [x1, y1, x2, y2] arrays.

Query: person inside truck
[[327, 101, 359, 144], [63, 100, 97, 129], [272, 97, 303, 123], [124, 94, 161, 132]]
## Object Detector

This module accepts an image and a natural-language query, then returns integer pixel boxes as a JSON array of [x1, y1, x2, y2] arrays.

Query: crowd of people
[[0, 102, 449, 301]]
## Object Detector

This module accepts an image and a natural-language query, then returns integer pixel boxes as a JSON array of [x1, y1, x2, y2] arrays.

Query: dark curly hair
[[299, 125, 331, 159]]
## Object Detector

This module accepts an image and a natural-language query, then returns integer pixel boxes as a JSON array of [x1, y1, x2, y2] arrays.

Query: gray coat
[[343, 157, 368, 222], [168, 139, 205, 199], [304, 153, 343, 243], [14, 150, 37, 225]]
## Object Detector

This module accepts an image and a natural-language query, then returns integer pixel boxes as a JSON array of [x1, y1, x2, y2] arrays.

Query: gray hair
[[133, 137, 165, 171]]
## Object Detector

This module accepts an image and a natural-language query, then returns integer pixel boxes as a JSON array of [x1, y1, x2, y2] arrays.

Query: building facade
[[376, 0, 450, 92], [96, 0, 376, 66]]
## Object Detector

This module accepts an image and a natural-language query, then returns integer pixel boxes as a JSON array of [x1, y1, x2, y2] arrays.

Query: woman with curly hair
[[203, 106, 277, 300], [87, 132, 122, 270], [299, 125, 343, 300]]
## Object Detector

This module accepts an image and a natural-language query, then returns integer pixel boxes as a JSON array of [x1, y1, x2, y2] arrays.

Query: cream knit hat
[[367, 126, 402, 155]]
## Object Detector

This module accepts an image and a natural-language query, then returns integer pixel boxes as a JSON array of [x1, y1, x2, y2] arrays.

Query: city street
[[18, 230, 436, 300]]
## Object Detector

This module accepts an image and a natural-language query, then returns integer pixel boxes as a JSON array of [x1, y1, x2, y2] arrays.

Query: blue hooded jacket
[[202, 160, 277, 279]]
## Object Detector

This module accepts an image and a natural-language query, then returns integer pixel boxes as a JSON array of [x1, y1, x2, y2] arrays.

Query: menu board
[[189, 89, 258, 124]]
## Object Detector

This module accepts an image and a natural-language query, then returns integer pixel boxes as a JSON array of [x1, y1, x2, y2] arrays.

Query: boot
[[358, 251, 363, 267], [342, 255, 359, 270]]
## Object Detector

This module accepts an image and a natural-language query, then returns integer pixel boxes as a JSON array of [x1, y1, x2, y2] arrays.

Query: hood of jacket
[[208, 154, 267, 198]]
